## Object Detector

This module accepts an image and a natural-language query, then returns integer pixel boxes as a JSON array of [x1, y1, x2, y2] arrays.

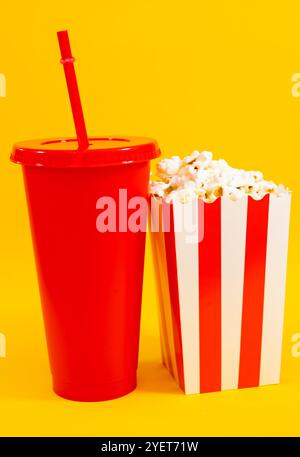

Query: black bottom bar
[[0, 437, 298, 455]]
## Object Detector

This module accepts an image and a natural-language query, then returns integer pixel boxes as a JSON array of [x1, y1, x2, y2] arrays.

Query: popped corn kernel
[[150, 150, 289, 203]]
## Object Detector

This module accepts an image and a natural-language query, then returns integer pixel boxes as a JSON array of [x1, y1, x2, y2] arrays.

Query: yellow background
[[0, 0, 300, 436]]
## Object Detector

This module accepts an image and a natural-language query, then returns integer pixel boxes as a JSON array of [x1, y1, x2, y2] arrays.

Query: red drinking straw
[[57, 30, 89, 151]]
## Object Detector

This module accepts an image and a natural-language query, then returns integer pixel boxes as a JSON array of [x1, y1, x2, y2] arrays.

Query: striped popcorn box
[[150, 193, 291, 394]]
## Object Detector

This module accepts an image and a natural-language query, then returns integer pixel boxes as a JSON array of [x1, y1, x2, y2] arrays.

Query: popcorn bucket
[[150, 193, 291, 394]]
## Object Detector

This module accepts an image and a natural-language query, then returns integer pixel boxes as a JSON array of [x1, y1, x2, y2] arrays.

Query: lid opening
[[41, 137, 131, 146]]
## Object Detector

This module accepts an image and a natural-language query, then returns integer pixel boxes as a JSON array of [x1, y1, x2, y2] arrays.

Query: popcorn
[[276, 184, 288, 197], [157, 158, 181, 180], [182, 150, 201, 165], [223, 186, 245, 201], [175, 188, 195, 204], [150, 151, 289, 203], [150, 181, 169, 198]]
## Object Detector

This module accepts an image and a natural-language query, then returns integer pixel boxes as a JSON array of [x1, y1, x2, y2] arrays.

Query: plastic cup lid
[[11, 136, 160, 168]]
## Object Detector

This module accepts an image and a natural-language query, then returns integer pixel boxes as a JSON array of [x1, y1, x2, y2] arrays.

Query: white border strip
[[221, 196, 248, 390], [259, 194, 291, 386], [173, 200, 200, 394]]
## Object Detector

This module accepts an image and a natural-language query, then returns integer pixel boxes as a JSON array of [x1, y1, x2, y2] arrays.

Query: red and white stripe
[[151, 194, 291, 394]]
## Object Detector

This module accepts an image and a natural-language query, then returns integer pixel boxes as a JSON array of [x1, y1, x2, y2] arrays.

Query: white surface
[[173, 200, 200, 394], [221, 196, 248, 390], [259, 194, 291, 385]]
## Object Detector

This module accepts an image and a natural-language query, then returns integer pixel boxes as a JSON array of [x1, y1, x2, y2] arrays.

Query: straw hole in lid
[[41, 137, 131, 146]]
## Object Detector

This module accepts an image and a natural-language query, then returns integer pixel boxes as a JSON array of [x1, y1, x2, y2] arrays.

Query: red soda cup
[[11, 136, 160, 401]]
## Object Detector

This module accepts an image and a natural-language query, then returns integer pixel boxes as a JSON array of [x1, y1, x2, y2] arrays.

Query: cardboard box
[[150, 194, 291, 393]]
